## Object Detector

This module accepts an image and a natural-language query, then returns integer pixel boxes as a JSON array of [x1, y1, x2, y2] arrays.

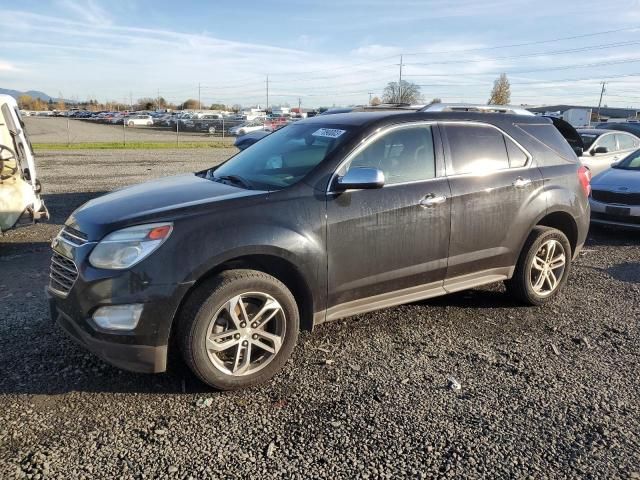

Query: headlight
[[89, 222, 173, 270]]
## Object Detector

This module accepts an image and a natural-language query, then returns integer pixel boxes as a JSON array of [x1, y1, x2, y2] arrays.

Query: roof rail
[[364, 103, 426, 110], [421, 103, 535, 116]]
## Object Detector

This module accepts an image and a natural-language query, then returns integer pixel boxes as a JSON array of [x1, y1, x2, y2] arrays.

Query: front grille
[[59, 226, 88, 246], [592, 211, 640, 225], [49, 252, 79, 296], [592, 189, 640, 206]]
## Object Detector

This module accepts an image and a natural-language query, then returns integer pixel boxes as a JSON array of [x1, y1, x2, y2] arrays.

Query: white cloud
[[0, 60, 19, 72], [56, 0, 112, 26]]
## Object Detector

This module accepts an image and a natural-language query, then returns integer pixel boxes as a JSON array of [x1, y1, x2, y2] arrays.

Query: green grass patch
[[33, 141, 234, 150]]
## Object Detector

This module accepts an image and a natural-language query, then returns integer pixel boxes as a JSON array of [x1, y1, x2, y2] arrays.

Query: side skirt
[[319, 266, 514, 324]]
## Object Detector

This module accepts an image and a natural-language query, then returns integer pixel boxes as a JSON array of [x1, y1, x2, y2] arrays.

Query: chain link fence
[[23, 115, 285, 146]]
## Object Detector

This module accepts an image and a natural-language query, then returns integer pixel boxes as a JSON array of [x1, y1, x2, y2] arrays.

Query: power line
[[404, 57, 640, 78], [403, 40, 640, 66], [403, 26, 640, 56]]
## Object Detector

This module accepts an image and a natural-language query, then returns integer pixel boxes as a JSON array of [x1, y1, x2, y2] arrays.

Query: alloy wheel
[[529, 239, 566, 297], [205, 292, 286, 376]]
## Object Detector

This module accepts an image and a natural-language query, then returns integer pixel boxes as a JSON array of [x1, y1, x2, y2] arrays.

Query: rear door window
[[443, 124, 509, 175], [518, 123, 579, 160], [615, 133, 637, 150]]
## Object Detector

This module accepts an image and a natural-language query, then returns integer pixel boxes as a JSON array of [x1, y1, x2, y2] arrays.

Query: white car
[[0, 95, 48, 232], [229, 120, 266, 136], [576, 128, 640, 176], [126, 114, 153, 127]]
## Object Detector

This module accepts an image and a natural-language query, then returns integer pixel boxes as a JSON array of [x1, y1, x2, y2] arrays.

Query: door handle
[[419, 194, 447, 208], [512, 177, 532, 188]]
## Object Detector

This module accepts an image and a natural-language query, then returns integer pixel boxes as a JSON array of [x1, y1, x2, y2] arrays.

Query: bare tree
[[428, 98, 442, 105], [182, 99, 199, 110], [370, 96, 382, 106], [488, 73, 511, 105], [382, 80, 422, 104]]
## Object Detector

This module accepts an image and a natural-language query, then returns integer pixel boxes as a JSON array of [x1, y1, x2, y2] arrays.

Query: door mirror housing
[[336, 167, 385, 191], [573, 146, 584, 157], [592, 146, 608, 155]]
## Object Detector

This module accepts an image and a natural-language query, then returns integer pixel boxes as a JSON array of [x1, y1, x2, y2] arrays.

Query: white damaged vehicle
[[0, 94, 48, 233]]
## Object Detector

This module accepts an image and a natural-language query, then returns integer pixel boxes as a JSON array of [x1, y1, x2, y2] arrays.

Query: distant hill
[[0, 88, 59, 102]]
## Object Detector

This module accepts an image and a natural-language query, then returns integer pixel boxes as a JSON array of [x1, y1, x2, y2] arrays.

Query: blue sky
[[1, 0, 640, 108]]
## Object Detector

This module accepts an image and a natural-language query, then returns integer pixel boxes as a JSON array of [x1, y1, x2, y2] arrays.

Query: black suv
[[48, 105, 591, 390]]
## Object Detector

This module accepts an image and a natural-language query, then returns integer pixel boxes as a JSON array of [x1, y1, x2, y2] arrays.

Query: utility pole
[[157, 88, 160, 111], [298, 97, 301, 115], [266, 75, 269, 112], [596, 82, 606, 121], [368, 92, 374, 105], [198, 83, 201, 110], [398, 54, 403, 103], [129, 91, 132, 111]]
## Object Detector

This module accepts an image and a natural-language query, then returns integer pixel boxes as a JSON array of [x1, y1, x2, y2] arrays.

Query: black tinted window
[[444, 124, 509, 175], [346, 126, 435, 184], [518, 124, 577, 160], [505, 137, 528, 167]]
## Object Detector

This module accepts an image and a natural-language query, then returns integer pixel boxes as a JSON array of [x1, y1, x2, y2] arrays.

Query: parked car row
[[64, 109, 299, 136]]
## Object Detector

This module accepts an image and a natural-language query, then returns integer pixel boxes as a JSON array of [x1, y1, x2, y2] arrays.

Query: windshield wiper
[[215, 174, 254, 190]]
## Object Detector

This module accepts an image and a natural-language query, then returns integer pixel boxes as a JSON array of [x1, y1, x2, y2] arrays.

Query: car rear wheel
[[128, 121, 134, 126], [505, 226, 571, 305], [208, 126, 216, 134], [177, 269, 299, 390]]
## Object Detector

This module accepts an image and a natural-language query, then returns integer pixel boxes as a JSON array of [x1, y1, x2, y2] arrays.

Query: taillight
[[578, 165, 591, 196]]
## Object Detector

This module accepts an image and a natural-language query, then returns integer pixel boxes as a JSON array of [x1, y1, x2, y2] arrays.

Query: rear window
[[517, 123, 578, 161]]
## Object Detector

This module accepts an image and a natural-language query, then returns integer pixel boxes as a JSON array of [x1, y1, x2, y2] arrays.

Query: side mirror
[[336, 167, 385, 191], [573, 146, 584, 157], [592, 146, 608, 155]]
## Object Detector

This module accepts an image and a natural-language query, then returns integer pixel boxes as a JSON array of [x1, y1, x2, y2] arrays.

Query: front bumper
[[47, 238, 193, 373], [51, 296, 168, 373], [589, 198, 640, 230]]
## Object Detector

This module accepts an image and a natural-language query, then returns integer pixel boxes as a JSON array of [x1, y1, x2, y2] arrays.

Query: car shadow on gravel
[[586, 225, 640, 246]]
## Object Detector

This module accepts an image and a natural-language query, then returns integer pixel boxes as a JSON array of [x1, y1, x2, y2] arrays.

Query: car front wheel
[[178, 269, 299, 390], [505, 226, 572, 305]]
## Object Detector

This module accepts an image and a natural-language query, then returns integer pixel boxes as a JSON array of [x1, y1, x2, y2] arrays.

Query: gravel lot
[[24, 117, 236, 144], [1, 148, 639, 479]]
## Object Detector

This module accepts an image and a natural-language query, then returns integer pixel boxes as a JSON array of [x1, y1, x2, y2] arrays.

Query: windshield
[[210, 123, 351, 190], [579, 133, 600, 150], [614, 149, 640, 170]]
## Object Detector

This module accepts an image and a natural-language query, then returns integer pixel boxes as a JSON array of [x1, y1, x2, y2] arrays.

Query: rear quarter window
[[516, 123, 578, 161]]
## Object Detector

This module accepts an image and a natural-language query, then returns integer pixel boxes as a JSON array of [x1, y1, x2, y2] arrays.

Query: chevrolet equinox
[[48, 104, 591, 390]]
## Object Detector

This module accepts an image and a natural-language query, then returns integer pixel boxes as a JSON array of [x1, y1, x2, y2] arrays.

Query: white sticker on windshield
[[312, 128, 346, 138]]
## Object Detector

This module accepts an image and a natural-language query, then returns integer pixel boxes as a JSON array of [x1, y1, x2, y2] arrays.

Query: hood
[[67, 173, 264, 240], [591, 167, 640, 190]]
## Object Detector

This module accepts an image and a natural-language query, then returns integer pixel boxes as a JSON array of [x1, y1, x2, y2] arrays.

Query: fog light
[[92, 304, 143, 331]]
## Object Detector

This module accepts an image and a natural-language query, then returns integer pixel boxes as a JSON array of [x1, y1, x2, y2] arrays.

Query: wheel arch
[[173, 252, 316, 337], [535, 210, 578, 257]]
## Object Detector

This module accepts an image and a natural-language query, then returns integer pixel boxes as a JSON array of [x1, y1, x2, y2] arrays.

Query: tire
[[147, 121, 152, 126], [208, 126, 216, 134], [505, 226, 572, 306], [128, 121, 134, 126], [177, 269, 299, 390]]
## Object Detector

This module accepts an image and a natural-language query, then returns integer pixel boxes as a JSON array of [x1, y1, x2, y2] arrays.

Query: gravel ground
[[1, 148, 639, 479], [24, 117, 235, 144]]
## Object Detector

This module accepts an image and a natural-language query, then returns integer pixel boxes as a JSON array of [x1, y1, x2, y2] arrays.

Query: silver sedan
[[589, 149, 640, 230]]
